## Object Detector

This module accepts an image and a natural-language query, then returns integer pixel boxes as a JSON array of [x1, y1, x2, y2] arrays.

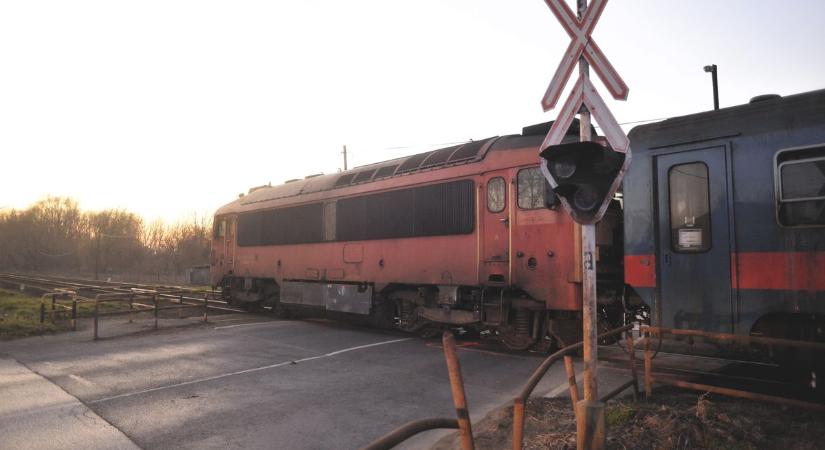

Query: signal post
[[537, 0, 631, 448]]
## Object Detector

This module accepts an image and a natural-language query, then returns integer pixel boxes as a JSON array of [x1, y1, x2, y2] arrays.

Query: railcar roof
[[215, 120, 580, 215], [629, 88, 825, 150]]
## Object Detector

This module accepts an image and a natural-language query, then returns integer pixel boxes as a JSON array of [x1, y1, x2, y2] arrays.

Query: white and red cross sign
[[540, 0, 629, 153]]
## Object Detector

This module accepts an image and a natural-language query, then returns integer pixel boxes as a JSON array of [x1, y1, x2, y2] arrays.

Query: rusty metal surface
[[359, 417, 458, 450]]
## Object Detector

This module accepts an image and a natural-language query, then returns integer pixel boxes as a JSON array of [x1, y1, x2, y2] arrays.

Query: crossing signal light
[[540, 141, 627, 224]]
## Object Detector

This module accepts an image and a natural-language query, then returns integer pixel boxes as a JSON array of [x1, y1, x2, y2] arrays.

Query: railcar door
[[481, 172, 511, 285], [655, 147, 732, 332]]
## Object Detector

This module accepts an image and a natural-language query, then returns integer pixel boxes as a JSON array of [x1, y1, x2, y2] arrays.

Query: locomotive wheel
[[395, 299, 426, 333], [418, 324, 443, 339], [501, 308, 536, 351]]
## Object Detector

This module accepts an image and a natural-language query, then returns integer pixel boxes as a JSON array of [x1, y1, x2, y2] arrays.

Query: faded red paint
[[624, 254, 656, 288], [733, 251, 825, 291], [212, 141, 582, 311]]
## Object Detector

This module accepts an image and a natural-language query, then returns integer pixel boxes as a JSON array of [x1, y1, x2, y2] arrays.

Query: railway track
[[3, 272, 822, 408], [0, 272, 244, 314]]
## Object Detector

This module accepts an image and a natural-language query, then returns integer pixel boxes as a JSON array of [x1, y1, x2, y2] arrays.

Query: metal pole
[[711, 68, 719, 110], [40, 301, 45, 330], [94, 300, 99, 340], [576, 1, 605, 448], [442, 331, 474, 450], [342, 145, 348, 171], [564, 355, 580, 413], [575, 0, 598, 403]]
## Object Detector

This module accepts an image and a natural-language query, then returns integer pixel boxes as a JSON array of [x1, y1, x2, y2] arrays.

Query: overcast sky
[[2, 0, 824, 222]]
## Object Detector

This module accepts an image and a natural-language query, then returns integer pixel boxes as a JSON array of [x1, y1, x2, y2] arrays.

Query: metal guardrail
[[361, 331, 475, 450], [40, 290, 79, 331], [512, 323, 636, 450], [641, 325, 825, 411], [93, 289, 209, 340]]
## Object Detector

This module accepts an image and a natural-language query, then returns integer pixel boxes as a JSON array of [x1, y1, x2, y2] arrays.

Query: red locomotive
[[211, 120, 627, 350]]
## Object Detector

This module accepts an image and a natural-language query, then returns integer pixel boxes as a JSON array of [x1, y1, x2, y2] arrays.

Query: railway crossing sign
[[535, 2, 631, 447], [541, 0, 629, 111], [538, 0, 631, 225]]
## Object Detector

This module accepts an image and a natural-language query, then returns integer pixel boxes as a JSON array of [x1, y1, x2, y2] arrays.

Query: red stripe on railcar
[[733, 251, 825, 291], [624, 254, 656, 288]]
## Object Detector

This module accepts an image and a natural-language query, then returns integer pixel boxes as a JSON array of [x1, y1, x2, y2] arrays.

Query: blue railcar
[[624, 89, 825, 341]]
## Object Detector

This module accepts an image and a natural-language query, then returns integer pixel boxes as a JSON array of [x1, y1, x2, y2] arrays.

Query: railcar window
[[487, 177, 505, 213], [517, 167, 548, 209], [776, 145, 825, 226], [336, 179, 474, 241], [668, 163, 711, 252]]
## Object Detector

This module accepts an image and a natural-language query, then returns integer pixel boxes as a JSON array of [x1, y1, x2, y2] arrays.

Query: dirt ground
[[434, 387, 825, 450]]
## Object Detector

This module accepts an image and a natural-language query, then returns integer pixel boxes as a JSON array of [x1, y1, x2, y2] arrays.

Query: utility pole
[[342, 145, 348, 171]]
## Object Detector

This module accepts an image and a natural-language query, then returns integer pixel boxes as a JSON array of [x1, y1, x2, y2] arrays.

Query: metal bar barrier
[[641, 326, 825, 411], [360, 331, 474, 450], [512, 323, 635, 450]]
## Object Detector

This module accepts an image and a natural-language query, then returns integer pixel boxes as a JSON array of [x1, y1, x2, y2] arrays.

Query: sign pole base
[[576, 400, 606, 450]]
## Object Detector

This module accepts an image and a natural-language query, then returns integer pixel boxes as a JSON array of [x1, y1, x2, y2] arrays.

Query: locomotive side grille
[[336, 179, 475, 241]]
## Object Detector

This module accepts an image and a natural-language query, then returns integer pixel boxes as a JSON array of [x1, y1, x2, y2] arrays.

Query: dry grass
[[0, 288, 128, 339], [435, 387, 825, 450]]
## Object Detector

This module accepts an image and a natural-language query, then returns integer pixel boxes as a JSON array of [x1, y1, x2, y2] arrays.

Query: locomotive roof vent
[[284, 178, 301, 184], [304, 173, 323, 179], [749, 94, 781, 103]]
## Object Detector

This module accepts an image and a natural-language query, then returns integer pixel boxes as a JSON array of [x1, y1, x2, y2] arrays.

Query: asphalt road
[[0, 314, 588, 449]]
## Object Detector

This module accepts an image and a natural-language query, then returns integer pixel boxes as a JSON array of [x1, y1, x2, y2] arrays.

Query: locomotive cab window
[[776, 145, 825, 227], [214, 219, 226, 239], [487, 177, 505, 213], [517, 167, 556, 210], [668, 162, 711, 252]]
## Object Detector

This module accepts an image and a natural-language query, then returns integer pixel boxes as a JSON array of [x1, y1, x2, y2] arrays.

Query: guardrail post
[[129, 294, 134, 323], [71, 299, 77, 331], [627, 331, 639, 401], [153, 295, 159, 330], [563, 355, 580, 413], [177, 293, 183, 319], [512, 398, 525, 450], [94, 299, 100, 340], [203, 293, 208, 323], [40, 301, 46, 331], [442, 331, 474, 450], [51, 294, 56, 313], [644, 332, 652, 399]]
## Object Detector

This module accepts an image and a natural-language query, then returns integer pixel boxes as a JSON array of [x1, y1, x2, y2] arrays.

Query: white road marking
[[68, 374, 95, 387], [87, 337, 411, 405], [543, 370, 584, 398], [213, 321, 283, 330]]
